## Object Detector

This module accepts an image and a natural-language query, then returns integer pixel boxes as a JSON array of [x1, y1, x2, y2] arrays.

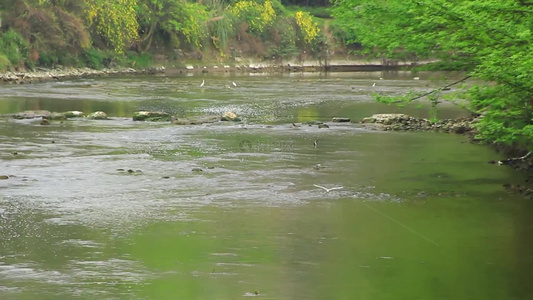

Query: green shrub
[[0, 53, 11, 72], [38, 51, 57, 67], [0, 29, 29, 68], [126, 51, 152, 68], [267, 17, 299, 59], [286, 5, 331, 18], [81, 48, 109, 69]]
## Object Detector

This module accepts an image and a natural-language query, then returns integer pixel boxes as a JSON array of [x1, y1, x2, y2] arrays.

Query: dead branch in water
[[490, 151, 532, 165]]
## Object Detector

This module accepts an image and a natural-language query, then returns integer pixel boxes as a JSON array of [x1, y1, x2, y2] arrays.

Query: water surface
[[0, 71, 531, 299]]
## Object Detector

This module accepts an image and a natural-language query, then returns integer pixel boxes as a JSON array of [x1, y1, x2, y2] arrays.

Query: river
[[0, 71, 532, 299]]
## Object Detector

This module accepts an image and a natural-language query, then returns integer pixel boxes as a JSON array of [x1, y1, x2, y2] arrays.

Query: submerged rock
[[171, 115, 221, 125], [221, 111, 241, 122], [0, 175, 9, 180], [305, 120, 324, 125], [43, 112, 67, 121], [133, 111, 171, 121], [332, 117, 351, 122], [88, 111, 108, 120], [318, 123, 330, 128], [12, 110, 51, 119], [63, 111, 85, 118], [40, 118, 51, 125]]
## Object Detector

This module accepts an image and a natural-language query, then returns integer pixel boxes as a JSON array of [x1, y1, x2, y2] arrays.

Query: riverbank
[[0, 66, 166, 84], [0, 57, 430, 84]]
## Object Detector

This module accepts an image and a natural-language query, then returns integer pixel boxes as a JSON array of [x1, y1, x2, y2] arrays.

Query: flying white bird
[[314, 184, 343, 192], [200, 79, 205, 87], [232, 81, 237, 87]]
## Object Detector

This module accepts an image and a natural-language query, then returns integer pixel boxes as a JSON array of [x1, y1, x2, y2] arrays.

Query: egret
[[372, 82, 376, 87], [232, 81, 237, 87], [313, 184, 343, 192], [200, 79, 205, 87]]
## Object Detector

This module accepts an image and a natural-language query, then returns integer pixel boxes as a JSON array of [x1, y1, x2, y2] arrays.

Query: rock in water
[[332, 117, 351, 122], [12, 110, 51, 119], [43, 112, 67, 121], [132, 111, 171, 121], [171, 115, 221, 125], [63, 111, 85, 118], [88, 111, 108, 120], [361, 114, 410, 125], [305, 120, 324, 125], [221, 111, 241, 121]]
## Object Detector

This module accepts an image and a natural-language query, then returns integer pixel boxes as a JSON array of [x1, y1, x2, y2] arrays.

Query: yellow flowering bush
[[84, 0, 139, 53], [295, 11, 319, 44], [231, 0, 276, 34]]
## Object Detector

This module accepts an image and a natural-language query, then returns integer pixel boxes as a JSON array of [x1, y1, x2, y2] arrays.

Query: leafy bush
[[327, 20, 351, 46], [294, 11, 319, 44], [231, 0, 276, 35], [286, 5, 331, 18], [81, 48, 111, 69], [267, 17, 298, 59], [207, 0, 237, 52], [37, 51, 57, 67], [0, 53, 11, 72], [0, 29, 29, 68], [127, 51, 153, 68]]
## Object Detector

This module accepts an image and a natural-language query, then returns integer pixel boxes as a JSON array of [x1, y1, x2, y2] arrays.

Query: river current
[[0, 71, 531, 299]]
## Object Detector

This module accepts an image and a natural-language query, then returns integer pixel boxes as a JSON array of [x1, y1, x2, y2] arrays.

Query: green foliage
[[81, 48, 112, 69], [37, 50, 81, 67], [4, 0, 89, 58], [84, 0, 139, 53], [207, 0, 236, 52], [326, 19, 350, 45], [286, 5, 331, 18], [127, 51, 153, 68], [416, 61, 476, 72], [136, 0, 209, 51], [266, 16, 299, 59], [332, 0, 533, 147], [174, 2, 209, 48], [231, 0, 276, 35], [0, 29, 29, 68], [0, 54, 11, 72], [37, 51, 57, 67], [294, 11, 319, 44]]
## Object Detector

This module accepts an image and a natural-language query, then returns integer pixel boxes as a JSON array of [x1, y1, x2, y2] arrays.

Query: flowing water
[[0, 71, 531, 299]]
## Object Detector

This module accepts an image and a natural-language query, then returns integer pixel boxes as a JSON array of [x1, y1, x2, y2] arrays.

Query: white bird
[[200, 79, 205, 87], [314, 184, 343, 192], [372, 82, 376, 87], [232, 81, 237, 87]]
